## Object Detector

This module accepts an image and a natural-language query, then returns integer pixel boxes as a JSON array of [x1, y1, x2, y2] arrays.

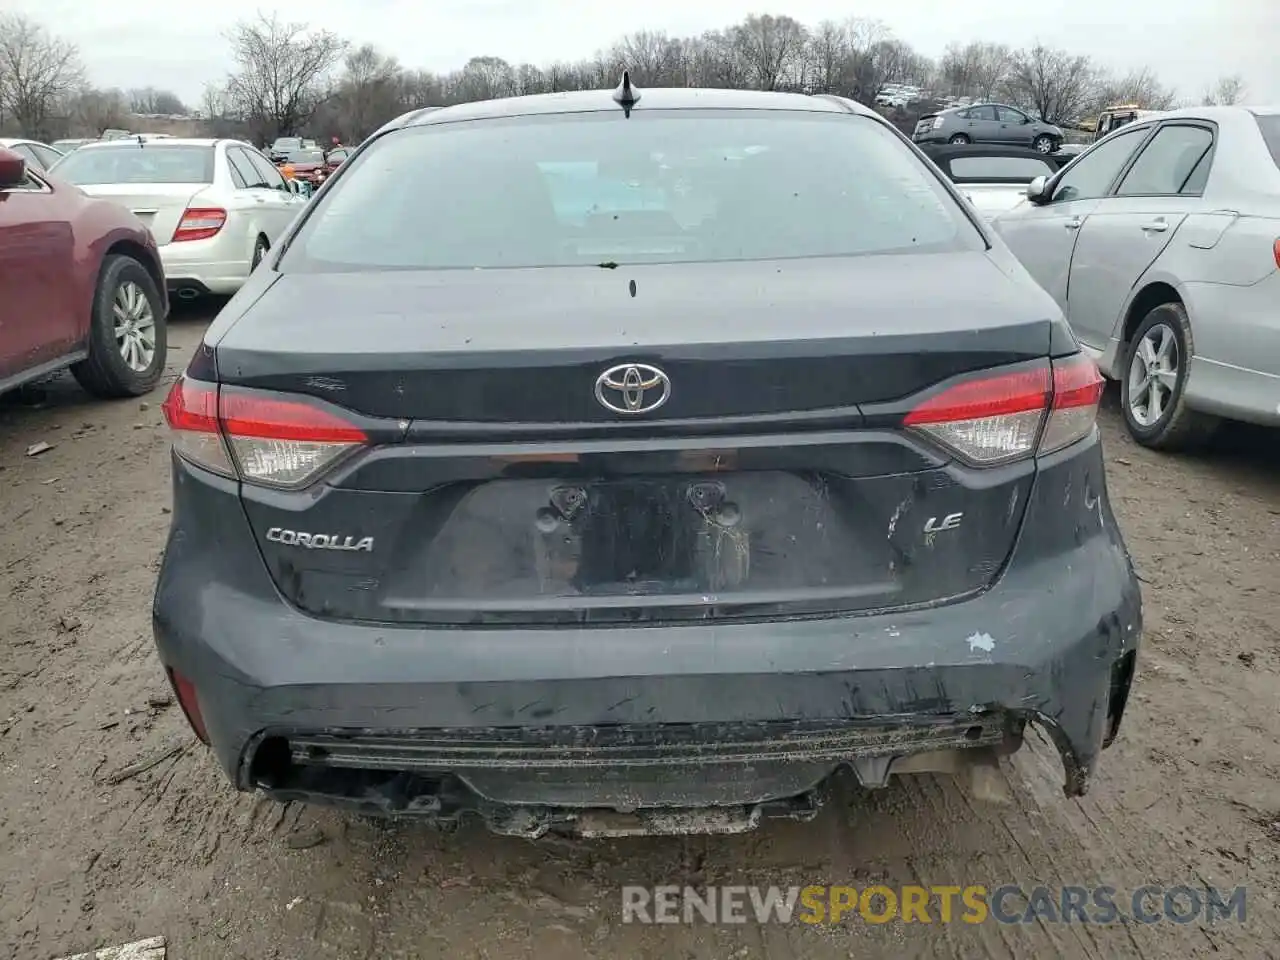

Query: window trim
[[1110, 121, 1218, 199], [1043, 123, 1157, 204], [225, 145, 260, 189]]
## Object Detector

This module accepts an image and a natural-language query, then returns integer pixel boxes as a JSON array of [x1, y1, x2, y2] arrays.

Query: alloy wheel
[[112, 280, 157, 373], [1127, 322, 1180, 427]]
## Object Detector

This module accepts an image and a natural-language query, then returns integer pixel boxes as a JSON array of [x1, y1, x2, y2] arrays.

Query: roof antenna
[[612, 70, 640, 118]]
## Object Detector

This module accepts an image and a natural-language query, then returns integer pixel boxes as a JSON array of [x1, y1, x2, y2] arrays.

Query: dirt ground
[[2, 302, 1279, 960]]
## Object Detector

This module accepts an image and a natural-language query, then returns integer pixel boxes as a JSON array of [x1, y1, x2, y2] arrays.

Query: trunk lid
[[217, 251, 1059, 626], [77, 183, 210, 245]]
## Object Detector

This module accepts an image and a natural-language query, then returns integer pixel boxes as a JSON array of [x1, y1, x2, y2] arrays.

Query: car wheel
[[1033, 134, 1056, 154], [251, 234, 269, 271], [947, 133, 971, 145], [1120, 303, 1218, 451], [71, 254, 168, 399]]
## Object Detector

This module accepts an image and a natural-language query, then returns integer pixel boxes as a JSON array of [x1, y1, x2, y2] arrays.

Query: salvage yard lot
[[2, 305, 1279, 960]]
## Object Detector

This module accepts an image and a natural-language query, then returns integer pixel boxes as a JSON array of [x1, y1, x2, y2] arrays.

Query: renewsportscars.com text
[[621, 884, 1248, 926]]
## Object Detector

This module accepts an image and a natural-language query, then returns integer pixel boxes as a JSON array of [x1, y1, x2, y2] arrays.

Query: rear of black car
[[153, 91, 1142, 836]]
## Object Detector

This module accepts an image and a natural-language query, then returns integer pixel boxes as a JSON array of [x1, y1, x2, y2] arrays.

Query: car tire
[[71, 254, 168, 399], [1120, 302, 1218, 451], [251, 234, 269, 271], [947, 133, 971, 145], [1033, 134, 1056, 154]]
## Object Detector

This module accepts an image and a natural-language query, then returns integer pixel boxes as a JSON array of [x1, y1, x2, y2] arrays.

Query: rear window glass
[[948, 156, 1056, 182], [51, 145, 214, 185], [1257, 115, 1280, 169], [287, 150, 325, 163], [285, 110, 983, 272]]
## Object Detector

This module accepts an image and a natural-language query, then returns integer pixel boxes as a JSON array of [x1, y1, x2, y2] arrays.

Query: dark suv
[[915, 102, 1065, 154], [153, 84, 1141, 838]]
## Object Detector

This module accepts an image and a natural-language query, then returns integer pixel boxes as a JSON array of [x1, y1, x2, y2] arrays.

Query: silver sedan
[[993, 106, 1280, 450]]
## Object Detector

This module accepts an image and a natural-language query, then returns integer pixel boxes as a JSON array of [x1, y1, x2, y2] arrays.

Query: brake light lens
[[172, 207, 226, 243], [1040, 354, 1105, 454], [1273, 237, 1280, 269], [161, 378, 368, 488], [905, 354, 1103, 464]]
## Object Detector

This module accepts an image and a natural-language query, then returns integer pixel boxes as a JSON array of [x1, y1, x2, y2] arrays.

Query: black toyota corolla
[[153, 83, 1142, 837]]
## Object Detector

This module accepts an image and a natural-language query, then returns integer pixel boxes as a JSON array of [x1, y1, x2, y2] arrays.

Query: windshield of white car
[[1256, 115, 1280, 169], [51, 144, 215, 185], [284, 110, 984, 272]]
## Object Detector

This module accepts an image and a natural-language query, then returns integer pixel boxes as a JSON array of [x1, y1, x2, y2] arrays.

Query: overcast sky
[[10, 0, 1279, 106]]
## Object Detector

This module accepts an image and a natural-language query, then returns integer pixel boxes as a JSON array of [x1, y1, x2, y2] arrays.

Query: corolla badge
[[266, 527, 374, 552], [594, 363, 671, 415]]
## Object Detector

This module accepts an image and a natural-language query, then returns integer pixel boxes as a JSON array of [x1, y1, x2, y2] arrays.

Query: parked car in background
[[49, 138, 308, 301], [993, 106, 1280, 450], [0, 146, 168, 398], [154, 86, 1141, 839], [267, 137, 318, 163], [325, 146, 353, 171], [918, 143, 1059, 221], [914, 103, 1065, 154], [0, 138, 65, 173], [277, 148, 328, 185], [52, 138, 97, 153]]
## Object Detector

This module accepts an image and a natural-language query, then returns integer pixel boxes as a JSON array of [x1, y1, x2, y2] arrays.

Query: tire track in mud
[[2, 326, 1279, 959]]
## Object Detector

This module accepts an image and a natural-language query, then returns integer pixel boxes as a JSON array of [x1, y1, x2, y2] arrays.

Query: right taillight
[[904, 354, 1104, 465], [171, 207, 226, 242], [1273, 237, 1280, 269], [1040, 353, 1105, 454], [161, 377, 368, 488]]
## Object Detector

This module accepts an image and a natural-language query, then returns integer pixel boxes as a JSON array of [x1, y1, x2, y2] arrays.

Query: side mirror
[[0, 147, 27, 188], [1026, 175, 1051, 203]]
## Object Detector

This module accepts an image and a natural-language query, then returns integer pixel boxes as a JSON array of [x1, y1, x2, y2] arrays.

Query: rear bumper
[[160, 235, 250, 296], [153, 435, 1143, 829]]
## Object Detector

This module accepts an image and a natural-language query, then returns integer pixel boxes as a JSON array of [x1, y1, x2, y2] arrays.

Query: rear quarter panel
[[73, 190, 168, 331]]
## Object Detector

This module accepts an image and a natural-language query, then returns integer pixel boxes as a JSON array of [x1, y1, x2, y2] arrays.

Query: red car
[[0, 145, 168, 398], [277, 148, 329, 185]]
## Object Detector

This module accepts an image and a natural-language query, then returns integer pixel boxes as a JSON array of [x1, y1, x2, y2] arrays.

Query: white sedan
[[993, 106, 1280, 450], [49, 137, 308, 301]]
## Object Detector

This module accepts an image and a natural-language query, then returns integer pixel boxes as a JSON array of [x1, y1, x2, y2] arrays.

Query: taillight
[[904, 354, 1103, 465], [1040, 354, 1105, 454], [1273, 237, 1280, 269], [172, 207, 226, 243], [161, 377, 368, 488]]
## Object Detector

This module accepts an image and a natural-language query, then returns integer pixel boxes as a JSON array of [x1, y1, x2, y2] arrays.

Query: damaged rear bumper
[[153, 441, 1143, 835]]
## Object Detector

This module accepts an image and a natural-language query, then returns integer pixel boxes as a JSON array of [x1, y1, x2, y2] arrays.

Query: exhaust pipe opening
[[176, 288, 200, 301]]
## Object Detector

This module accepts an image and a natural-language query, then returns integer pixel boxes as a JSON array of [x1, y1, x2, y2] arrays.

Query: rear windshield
[[285, 110, 983, 271], [51, 144, 214, 185], [287, 149, 325, 163], [948, 155, 1057, 183], [1257, 115, 1280, 169]]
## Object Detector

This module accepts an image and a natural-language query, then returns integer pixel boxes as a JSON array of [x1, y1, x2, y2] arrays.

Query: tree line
[[0, 11, 1250, 144]]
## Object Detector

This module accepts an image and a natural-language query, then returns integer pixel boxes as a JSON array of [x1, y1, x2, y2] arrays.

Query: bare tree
[[1004, 44, 1100, 124], [224, 13, 347, 139], [450, 56, 517, 102], [331, 44, 403, 141], [1094, 67, 1177, 111], [0, 14, 85, 138], [612, 31, 682, 87], [940, 41, 1012, 100], [731, 15, 808, 91], [1202, 74, 1246, 106], [129, 86, 188, 115], [69, 86, 129, 135]]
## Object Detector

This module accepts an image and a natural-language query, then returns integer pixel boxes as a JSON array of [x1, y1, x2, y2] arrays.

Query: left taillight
[[161, 377, 368, 488], [171, 207, 226, 243], [904, 354, 1104, 465]]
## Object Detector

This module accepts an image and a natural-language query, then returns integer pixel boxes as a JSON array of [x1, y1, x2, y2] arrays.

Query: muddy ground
[[2, 302, 1278, 960]]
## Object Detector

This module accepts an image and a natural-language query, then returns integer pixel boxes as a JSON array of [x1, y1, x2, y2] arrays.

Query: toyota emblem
[[594, 363, 671, 415]]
